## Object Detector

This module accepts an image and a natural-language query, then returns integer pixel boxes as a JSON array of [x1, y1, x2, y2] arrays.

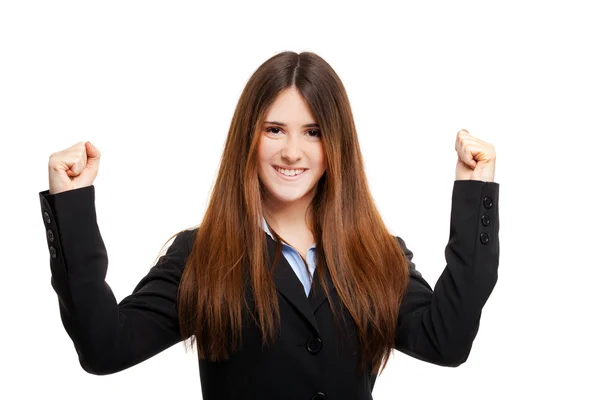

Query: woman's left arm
[[394, 130, 499, 366]]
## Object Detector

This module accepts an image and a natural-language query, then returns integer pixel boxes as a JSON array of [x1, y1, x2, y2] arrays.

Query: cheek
[[256, 147, 268, 167], [314, 147, 326, 170], [258, 139, 276, 162]]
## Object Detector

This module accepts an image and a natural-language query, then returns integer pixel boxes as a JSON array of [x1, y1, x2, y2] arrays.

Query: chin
[[269, 189, 309, 203]]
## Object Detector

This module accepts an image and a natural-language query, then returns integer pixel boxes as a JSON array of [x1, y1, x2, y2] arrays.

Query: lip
[[272, 165, 307, 180]]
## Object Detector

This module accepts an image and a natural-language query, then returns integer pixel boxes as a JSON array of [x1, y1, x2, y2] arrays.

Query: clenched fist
[[48, 141, 101, 195], [454, 129, 496, 182]]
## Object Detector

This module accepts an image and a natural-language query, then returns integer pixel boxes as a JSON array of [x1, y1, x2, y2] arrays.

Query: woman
[[39, 51, 500, 399]]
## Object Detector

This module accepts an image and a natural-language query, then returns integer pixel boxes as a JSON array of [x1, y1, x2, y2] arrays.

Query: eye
[[307, 129, 321, 138], [265, 127, 282, 135]]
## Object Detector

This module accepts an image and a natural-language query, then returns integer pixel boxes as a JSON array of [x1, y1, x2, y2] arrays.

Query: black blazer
[[38, 179, 499, 400]]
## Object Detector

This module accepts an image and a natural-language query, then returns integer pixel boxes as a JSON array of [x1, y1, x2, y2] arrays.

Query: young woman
[[39, 51, 499, 400]]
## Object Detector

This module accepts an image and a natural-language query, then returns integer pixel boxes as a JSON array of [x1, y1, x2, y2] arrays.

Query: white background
[[1, 0, 599, 398]]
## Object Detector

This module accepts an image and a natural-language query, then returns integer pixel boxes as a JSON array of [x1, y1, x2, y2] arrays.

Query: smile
[[273, 166, 307, 179]]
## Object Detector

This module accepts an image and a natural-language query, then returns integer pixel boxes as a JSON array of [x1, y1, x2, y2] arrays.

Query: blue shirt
[[261, 216, 317, 297]]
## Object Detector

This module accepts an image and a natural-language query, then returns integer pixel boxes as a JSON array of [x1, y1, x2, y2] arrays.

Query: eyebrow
[[264, 121, 320, 128]]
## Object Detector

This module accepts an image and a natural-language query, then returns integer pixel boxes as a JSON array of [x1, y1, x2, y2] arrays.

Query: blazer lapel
[[308, 260, 332, 314], [266, 233, 331, 336]]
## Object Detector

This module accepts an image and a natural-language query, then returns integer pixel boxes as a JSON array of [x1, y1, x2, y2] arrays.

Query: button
[[311, 392, 326, 400], [44, 211, 51, 224], [481, 214, 490, 226], [306, 337, 322, 354], [480, 232, 489, 244], [47, 229, 54, 242], [483, 196, 493, 209], [49, 246, 57, 258]]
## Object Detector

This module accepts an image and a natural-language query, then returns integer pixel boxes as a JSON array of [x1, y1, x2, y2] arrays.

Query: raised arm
[[394, 179, 500, 366], [39, 185, 195, 374]]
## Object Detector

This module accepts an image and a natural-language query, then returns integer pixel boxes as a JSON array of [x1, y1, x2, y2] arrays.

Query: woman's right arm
[[41, 141, 195, 375]]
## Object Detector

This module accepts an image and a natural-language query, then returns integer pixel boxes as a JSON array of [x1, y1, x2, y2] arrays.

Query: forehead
[[265, 88, 316, 123]]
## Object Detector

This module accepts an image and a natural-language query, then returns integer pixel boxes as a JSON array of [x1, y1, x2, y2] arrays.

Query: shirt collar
[[261, 215, 275, 240]]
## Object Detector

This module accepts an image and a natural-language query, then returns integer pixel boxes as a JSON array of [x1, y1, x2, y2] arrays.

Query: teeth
[[276, 167, 305, 176]]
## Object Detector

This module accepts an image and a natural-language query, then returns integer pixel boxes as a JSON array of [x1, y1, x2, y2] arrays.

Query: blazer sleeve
[[39, 185, 195, 375], [394, 179, 500, 367]]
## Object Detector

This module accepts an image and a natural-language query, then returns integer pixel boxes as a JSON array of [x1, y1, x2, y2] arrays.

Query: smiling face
[[257, 87, 326, 212]]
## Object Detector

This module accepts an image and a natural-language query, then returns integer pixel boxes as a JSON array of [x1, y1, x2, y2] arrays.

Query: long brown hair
[[159, 51, 410, 376]]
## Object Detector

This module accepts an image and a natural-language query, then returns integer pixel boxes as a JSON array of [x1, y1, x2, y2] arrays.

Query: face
[[257, 87, 326, 210]]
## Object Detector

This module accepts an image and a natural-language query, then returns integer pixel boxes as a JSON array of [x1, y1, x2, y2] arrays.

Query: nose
[[281, 134, 302, 163]]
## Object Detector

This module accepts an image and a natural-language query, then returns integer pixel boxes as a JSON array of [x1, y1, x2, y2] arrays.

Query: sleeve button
[[481, 214, 490, 226], [480, 232, 490, 245], [47, 229, 54, 242], [44, 211, 51, 224], [483, 196, 494, 209], [49, 246, 57, 259]]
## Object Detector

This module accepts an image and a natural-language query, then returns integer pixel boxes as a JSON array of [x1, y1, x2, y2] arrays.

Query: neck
[[262, 191, 315, 234]]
